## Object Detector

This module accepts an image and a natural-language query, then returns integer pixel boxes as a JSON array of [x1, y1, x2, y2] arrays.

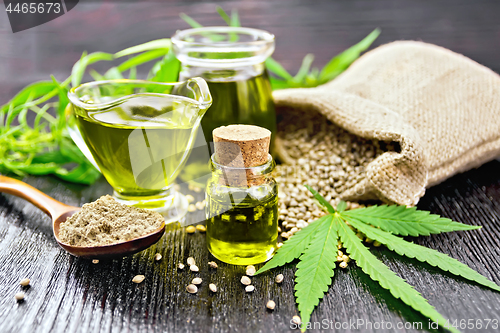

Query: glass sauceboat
[[67, 78, 212, 223]]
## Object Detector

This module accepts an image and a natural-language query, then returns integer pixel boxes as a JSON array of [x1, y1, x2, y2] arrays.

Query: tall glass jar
[[205, 153, 278, 265], [172, 27, 276, 157]]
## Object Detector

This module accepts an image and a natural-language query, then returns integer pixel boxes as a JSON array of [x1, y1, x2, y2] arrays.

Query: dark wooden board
[[1, 1, 500, 332]]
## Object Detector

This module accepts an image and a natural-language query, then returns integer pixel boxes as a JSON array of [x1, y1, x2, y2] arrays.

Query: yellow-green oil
[[206, 190, 278, 265], [75, 102, 195, 200], [201, 71, 276, 146], [179, 71, 276, 186]]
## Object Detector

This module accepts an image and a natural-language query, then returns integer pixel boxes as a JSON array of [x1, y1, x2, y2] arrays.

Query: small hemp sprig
[[255, 185, 500, 333]]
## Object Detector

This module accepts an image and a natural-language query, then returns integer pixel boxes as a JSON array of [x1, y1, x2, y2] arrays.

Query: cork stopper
[[213, 125, 271, 168]]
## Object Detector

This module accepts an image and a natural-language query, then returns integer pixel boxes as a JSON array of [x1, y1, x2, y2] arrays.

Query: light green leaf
[[305, 185, 335, 214], [255, 215, 330, 275], [230, 9, 240, 27], [104, 67, 124, 80], [71, 51, 114, 87], [55, 163, 101, 185], [337, 220, 460, 333], [117, 48, 169, 72], [269, 76, 291, 90], [128, 67, 137, 80], [89, 69, 105, 81], [115, 38, 171, 58], [336, 200, 347, 212], [319, 28, 380, 83], [216, 6, 231, 25], [293, 54, 314, 83], [180, 13, 203, 28], [150, 49, 180, 83], [346, 218, 500, 292], [265, 57, 294, 80], [1, 81, 56, 113], [342, 204, 480, 236], [295, 215, 338, 330]]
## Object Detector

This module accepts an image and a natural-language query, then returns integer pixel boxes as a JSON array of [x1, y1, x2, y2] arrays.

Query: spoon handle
[[0, 175, 73, 218]]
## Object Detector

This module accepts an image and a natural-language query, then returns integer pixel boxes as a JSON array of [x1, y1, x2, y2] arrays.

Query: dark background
[[1, 1, 500, 333], [2, 0, 500, 103]]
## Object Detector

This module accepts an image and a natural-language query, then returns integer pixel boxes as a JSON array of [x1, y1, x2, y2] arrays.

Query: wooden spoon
[[0, 175, 165, 259]]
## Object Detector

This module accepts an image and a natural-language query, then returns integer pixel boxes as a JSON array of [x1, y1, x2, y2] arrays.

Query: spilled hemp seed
[[275, 109, 397, 235], [266, 300, 276, 310], [132, 275, 145, 283], [186, 284, 198, 294], [241, 276, 251, 285], [245, 265, 256, 276], [15, 292, 24, 301], [19, 278, 30, 287], [245, 285, 255, 293], [209, 283, 217, 292]]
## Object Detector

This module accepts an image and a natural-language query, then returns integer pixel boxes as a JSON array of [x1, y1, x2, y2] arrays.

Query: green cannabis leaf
[[256, 187, 499, 333]]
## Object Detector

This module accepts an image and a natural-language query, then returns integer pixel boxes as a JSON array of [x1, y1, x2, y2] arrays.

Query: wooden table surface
[[1, 1, 500, 332]]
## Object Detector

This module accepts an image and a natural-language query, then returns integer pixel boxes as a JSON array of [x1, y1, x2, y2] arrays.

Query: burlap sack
[[273, 41, 500, 206]]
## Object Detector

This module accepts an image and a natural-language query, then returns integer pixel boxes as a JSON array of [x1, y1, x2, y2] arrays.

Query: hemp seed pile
[[275, 108, 398, 239], [58, 195, 163, 247]]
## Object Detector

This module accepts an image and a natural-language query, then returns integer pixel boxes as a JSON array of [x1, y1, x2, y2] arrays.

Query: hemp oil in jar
[[206, 125, 278, 265]]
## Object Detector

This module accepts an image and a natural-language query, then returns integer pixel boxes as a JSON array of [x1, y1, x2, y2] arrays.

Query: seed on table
[[92, 259, 99, 264], [196, 224, 206, 232], [132, 275, 145, 283], [275, 274, 284, 284], [19, 278, 30, 287], [373, 241, 382, 247], [186, 194, 195, 203], [292, 315, 301, 325], [15, 292, 24, 301], [339, 261, 348, 269], [241, 276, 251, 285], [208, 261, 218, 269], [365, 237, 373, 244], [186, 225, 196, 233], [246, 265, 256, 276], [190, 265, 199, 272], [178, 263, 185, 270], [195, 201, 205, 210], [209, 283, 217, 292], [245, 285, 255, 292], [336, 256, 343, 262], [187, 257, 196, 266], [277, 242, 283, 249], [192, 186, 202, 193], [341, 255, 350, 262], [155, 253, 162, 261], [186, 284, 198, 294], [192, 277, 202, 285], [266, 300, 276, 310], [337, 250, 343, 257]]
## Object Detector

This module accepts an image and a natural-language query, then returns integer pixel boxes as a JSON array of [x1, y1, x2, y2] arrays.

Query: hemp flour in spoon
[[58, 195, 164, 247]]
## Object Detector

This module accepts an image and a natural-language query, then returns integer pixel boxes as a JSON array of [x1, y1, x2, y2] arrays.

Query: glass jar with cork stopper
[[205, 125, 278, 265]]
